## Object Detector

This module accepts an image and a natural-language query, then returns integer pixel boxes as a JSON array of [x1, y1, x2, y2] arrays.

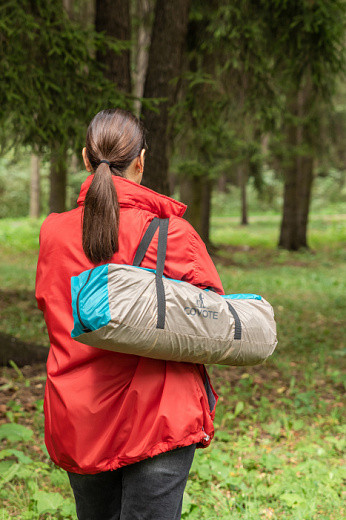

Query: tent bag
[[71, 218, 277, 366]]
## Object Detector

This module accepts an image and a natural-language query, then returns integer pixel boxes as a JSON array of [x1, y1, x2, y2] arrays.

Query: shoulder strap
[[132, 217, 169, 329], [133, 217, 160, 267], [156, 218, 169, 279], [155, 219, 169, 329]]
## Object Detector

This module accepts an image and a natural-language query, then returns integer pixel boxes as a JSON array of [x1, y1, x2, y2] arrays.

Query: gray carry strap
[[132, 217, 169, 329], [226, 301, 242, 340], [133, 218, 160, 267], [155, 219, 169, 329]]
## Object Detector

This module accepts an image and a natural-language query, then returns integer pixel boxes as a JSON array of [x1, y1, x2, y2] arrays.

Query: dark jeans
[[67, 443, 196, 520]]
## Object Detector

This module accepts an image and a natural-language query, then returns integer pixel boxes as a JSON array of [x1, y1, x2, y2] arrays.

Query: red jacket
[[35, 174, 224, 474]]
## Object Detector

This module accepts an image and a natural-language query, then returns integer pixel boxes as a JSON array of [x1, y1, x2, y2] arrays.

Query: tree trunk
[[218, 173, 228, 193], [63, 0, 73, 17], [29, 154, 40, 218], [180, 175, 211, 245], [95, 0, 132, 93], [180, 175, 202, 233], [132, 0, 154, 117], [279, 79, 314, 250], [201, 177, 212, 245], [297, 155, 314, 247], [238, 163, 248, 225], [141, 0, 191, 194], [79, 0, 95, 28], [49, 146, 67, 213], [279, 156, 313, 250], [64, 0, 94, 31]]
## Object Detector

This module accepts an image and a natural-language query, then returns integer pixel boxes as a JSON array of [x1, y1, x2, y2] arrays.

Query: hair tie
[[99, 159, 111, 166]]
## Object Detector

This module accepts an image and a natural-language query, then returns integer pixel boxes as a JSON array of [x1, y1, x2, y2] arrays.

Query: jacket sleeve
[[35, 214, 57, 313], [184, 225, 225, 295]]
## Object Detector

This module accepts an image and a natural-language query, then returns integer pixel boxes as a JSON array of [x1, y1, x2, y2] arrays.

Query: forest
[[0, 1, 345, 519]]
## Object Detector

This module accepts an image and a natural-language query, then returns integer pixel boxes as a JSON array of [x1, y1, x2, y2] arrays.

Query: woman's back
[[36, 173, 224, 474]]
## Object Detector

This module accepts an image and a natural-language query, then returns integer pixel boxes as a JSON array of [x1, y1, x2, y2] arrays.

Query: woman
[[35, 108, 224, 520]]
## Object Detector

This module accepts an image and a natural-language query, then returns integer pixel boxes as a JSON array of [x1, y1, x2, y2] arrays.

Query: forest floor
[[0, 214, 345, 519]]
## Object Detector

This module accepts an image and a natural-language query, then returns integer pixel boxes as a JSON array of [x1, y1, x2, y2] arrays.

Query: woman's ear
[[139, 148, 146, 172], [82, 147, 93, 172]]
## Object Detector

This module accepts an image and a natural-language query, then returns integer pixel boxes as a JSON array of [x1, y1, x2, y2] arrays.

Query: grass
[[211, 213, 346, 249], [0, 213, 345, 519]]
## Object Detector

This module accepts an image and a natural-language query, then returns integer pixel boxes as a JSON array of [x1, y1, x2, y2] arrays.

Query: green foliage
[[181, 429, 345, 518], [0, 148, 88, 218], [0, 423, 33, 443], [206, 1, 276, 114], [0, 147, 54, 218], [0, 391, 75, 518], [0, 450, 32, 465], [210, 171, 346, 217], [0, 218, 42, 254], [172, 0, 346, 213], [261, 0, 346, 96], [0, 156, 32, 218], [0, 0, 137, 156], [33, 490, 64, 516], [262, 0, 346, 189]]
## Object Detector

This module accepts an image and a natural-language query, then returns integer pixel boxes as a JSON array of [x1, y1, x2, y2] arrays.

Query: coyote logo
[[196, 293, 205, 308], [184, 292, 218, 319]]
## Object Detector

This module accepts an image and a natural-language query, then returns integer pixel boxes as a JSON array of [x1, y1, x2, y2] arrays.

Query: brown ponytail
[[82, 109, 148, 264]]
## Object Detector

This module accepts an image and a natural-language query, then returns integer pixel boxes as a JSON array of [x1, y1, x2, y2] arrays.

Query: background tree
[[172, 0, 273, 241], [174, 0, 224, 244], [174, 0, 345, 247], [29, 154, 41, 219], [140, 0, 192, 195], [263, 0, 346, 250], [131, 0, 155, 117], [95, 0, 132, 93]]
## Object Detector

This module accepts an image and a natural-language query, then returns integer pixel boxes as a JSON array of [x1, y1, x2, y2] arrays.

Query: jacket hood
[[77, 174, 187, 219]]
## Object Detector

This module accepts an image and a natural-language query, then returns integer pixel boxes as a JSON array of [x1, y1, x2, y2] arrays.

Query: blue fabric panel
[[222, 294, 262, 300], [71, 264, 111, 337], [71, 269, 92, 337]]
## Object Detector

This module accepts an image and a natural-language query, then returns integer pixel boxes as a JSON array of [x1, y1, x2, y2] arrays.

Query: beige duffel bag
[[71, 218, 277, 366]]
